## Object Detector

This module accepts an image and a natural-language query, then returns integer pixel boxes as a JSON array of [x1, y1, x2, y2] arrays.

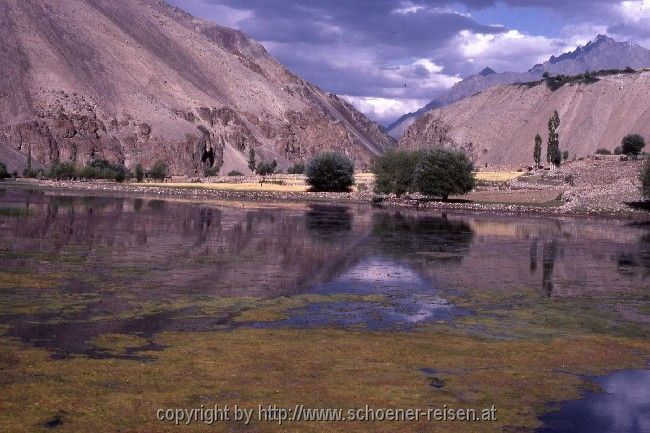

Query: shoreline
[[3, 179, 649, 221]]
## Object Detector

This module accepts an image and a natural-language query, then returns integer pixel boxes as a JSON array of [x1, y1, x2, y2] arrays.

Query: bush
[[228, 170, 244, 176], [203, 166, 219, 177], [305, 152, 355, 192], [413, 148, 475, 200], [77, 165, 95, 179], [48, 162, 78, 180], [641, 158, 650, 200], [135, 163, 145, 182], [148, 160, 168, 181], [0, 162, 7, 179], [562, 150, 570, 162], [595, 148, 612, 155], [621, 134, 646, 156], [614, 146, 623, 155], [287, 162, 305, 174], [256, 160, 277, 176], [371, 149, 423, 196], [76, 159, 128, 182]]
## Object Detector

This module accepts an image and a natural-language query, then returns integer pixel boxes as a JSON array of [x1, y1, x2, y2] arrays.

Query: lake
[[0, 185, 648, 432]]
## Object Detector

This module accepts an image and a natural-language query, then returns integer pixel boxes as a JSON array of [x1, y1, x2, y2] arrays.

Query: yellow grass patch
[[142, 182, 309, 193], [475, 171, 525, 182]]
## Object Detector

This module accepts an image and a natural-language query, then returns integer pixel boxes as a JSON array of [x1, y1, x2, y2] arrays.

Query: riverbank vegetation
[[371, 148, 475, 200], [305, 152, 355, 192], [22, 159, 169, 182]]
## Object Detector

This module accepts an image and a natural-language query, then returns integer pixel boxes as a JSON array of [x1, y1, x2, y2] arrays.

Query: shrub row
[[23, 160, 168, 182]]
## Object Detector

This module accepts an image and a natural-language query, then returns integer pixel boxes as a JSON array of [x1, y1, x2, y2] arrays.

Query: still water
[[0, 186, 648, 432], [0, 186, 648, 345]]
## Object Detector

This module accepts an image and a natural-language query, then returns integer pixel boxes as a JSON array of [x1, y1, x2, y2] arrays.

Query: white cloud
[[341, 96, 428, 124], [167, 0, 252, 28], [618, 0, 650, 23], [452, 29, 572, 71]]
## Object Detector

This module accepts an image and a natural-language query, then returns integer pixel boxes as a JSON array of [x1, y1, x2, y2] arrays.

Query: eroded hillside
[[400, 71, 650, 166], [0, 0, 394, 175]]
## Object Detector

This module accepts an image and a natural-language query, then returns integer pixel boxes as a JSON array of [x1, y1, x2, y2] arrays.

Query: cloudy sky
[[168, 0, 650, 125]]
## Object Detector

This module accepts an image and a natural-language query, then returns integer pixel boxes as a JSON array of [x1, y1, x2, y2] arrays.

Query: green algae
[[449, 286, 650, 340], [0, 271, 63, 291], [0, 327, 647, 433], [0, 207, 32, 217], [87, 334, 152, 356]]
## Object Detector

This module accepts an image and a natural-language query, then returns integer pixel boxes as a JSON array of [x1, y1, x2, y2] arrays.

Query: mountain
[[386, 69, 536, 138], [387, 35, 650, 138], [399, 70, 650, 166], [529, 34, 650, 75], [0, 0, 395, 175]]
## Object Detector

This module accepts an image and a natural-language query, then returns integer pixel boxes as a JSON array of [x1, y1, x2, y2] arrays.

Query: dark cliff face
[[0, 0, 394, 175]]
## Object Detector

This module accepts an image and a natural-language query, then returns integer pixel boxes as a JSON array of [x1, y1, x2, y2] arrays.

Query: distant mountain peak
[[594, 34, 614, 43], [550, 34, 616, 63], [479, 67, 496, 76]]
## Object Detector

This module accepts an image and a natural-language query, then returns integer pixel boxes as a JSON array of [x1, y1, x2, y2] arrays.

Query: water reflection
[[0, 187, 649, 355], [0, 187, 648, 300], [305, 205, 353, 242], [263, 257, 464, 329], [539, 369, 650, 433], [371, 213, 474, 263]]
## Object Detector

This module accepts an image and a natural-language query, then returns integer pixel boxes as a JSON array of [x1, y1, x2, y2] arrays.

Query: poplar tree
[[533, 133, 542, 167], [547, 111, 561, 167]]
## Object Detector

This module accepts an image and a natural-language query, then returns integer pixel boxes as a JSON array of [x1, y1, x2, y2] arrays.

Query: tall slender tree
[[547, 111, 561, 167], [247, 147, 256, 172], [533, 133, 542, 168]]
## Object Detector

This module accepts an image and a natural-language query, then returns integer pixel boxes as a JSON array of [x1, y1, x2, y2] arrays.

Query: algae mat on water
[[0, 328, 647, 433]]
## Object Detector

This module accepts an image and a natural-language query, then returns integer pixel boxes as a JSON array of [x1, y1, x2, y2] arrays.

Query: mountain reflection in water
[[0, 187, 648, 355]]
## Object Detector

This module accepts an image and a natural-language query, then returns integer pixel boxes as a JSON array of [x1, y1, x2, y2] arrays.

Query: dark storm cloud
[[200, 0, 508, 106], [217, 0, 504, 55]]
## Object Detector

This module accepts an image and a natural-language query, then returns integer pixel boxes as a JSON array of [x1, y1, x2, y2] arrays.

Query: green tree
[[247, 147, 256, 172], [305, 152, 355, 192], [562, 150, 569, 162], [0, 161, 7, 179], [256, 160, 277, 175], [371, 149, 423, 196], [547, 110, 561, 166], [621, 134, 646, 157], [287, 162, 305, 174], [533, 134, 542, 167], [413, 148, 475, 200], [641, 158, 650, 200], [48, 162, 77, 180], [148, 160, 168, 181], [135, 163, 145, 182]]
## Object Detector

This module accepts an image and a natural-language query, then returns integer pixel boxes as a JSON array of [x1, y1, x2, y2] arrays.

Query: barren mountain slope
[[386, 68, 537, 138], [0, 0, 394, 175], [400, 71, 650, 166], [388, 35, 650, 139]]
